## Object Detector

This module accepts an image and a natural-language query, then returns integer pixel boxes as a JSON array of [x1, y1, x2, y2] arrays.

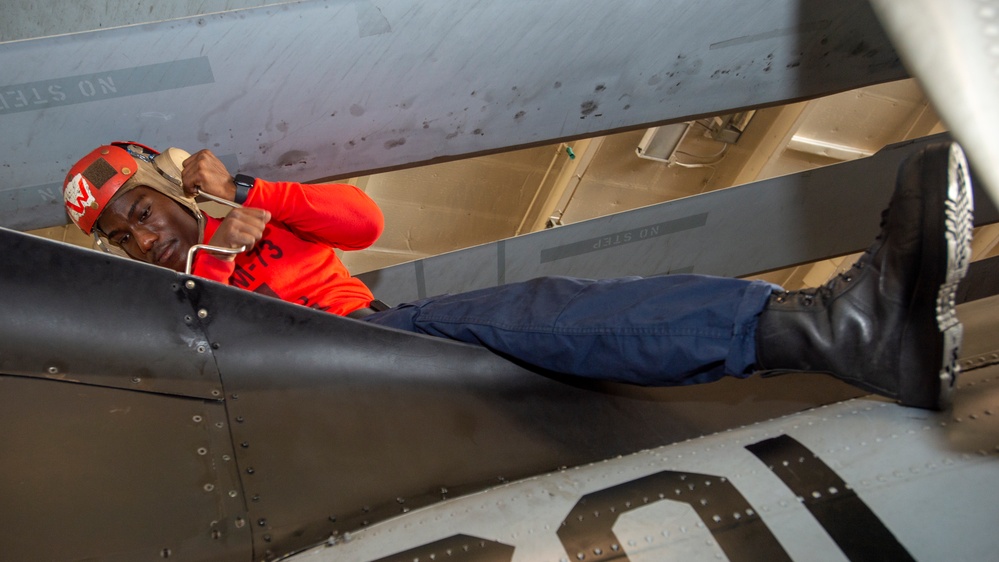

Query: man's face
[[96, 186, 199, 272]]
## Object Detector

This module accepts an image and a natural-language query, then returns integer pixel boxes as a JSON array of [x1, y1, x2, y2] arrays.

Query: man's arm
[[183, 149, 383, 251]]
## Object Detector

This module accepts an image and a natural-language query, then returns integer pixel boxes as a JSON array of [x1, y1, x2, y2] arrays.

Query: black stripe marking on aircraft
[[556, 470, 791, 561], [747, 434, 915, 562], [371, 533, 514, 562]]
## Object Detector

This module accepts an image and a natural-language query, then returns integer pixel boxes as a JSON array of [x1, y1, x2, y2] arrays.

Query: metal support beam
[[358, 134, 999, 305]]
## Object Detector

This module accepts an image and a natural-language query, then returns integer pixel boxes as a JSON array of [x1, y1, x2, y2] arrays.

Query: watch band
[[233, 174, 256, 205]]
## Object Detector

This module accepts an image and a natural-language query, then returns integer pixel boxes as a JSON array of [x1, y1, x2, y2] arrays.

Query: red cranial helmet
[[63, 141, 203, 243], [63, 144, 143, 235]]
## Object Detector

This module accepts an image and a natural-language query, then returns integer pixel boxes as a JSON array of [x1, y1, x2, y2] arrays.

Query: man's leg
[[365, 273, 775, 386], [366, 142, 974, 410]]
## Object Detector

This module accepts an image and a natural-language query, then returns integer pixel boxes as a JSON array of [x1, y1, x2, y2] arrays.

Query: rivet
[[185, 280, 196, 290], [253, 495, 261, 502], [222, 454, 231, 461], [198, 309, 208, 319], [197, 447, 208, 455], [197, 345, 206, 353], [100, 149, 110, 155], [241, 441, 249, 448], [131, 377, 141, 384], [215, 422, 224, 428], [48, 366, 59, 374], [203, 483, 215, 492], [263, 535, 272, 543], [122, 167, 131, 175], [211, 390, 220, 396], [228, 490, 238, 498], [246, 467, 254, 474], [192, 415, 203, 423], [235, 517, 246, 528], [258, 518, 267, 527], [231, 393, 239, 400], [236, 416, 245, 423]]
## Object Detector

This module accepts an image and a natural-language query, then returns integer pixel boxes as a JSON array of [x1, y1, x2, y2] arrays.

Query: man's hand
[[208, 207, 272, 259], [182, 149, 238, 201]]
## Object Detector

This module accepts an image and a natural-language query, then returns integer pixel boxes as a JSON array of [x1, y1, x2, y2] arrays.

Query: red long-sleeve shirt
[[192, 179, 384, 316]]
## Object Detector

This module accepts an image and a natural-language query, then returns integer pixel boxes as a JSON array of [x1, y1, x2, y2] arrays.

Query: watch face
[[235, 174, 254, 188], [233, 174, 254, 204]]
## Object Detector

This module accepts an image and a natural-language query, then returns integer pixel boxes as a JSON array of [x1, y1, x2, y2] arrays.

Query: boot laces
[[773, 210, 888, 306]]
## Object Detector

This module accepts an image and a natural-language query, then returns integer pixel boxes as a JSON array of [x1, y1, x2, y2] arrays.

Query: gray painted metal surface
[[0, 377, 250, 561], [301, 359, 999, 562], [358, 135, 999, 306], [0, 233, 224, 399], [0, 0, 906, 231], [0, 0, 291, 42]]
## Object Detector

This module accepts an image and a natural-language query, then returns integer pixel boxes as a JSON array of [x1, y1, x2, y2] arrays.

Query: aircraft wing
[[1, 0, 905, 231], [296, 336, 999, 562]]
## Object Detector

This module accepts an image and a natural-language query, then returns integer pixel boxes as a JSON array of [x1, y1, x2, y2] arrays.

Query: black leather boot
[[755, 142, 974, 410]]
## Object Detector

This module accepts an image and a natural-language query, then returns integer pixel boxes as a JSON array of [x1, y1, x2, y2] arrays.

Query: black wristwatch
[[233, 174, 256, 205]]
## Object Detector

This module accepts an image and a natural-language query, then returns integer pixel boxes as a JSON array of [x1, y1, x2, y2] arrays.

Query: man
[[63, 141, 974, 410]]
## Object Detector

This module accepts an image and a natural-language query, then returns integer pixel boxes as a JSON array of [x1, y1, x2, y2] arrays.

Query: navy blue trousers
[[363, 275, 776, 386]]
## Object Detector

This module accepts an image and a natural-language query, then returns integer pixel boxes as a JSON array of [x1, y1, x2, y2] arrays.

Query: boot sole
[[925, 143, 974, 409]]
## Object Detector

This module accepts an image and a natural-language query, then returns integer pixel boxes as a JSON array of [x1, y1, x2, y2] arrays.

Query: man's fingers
[[181, 150, 237, 200], [210, 208, 272, 250]]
